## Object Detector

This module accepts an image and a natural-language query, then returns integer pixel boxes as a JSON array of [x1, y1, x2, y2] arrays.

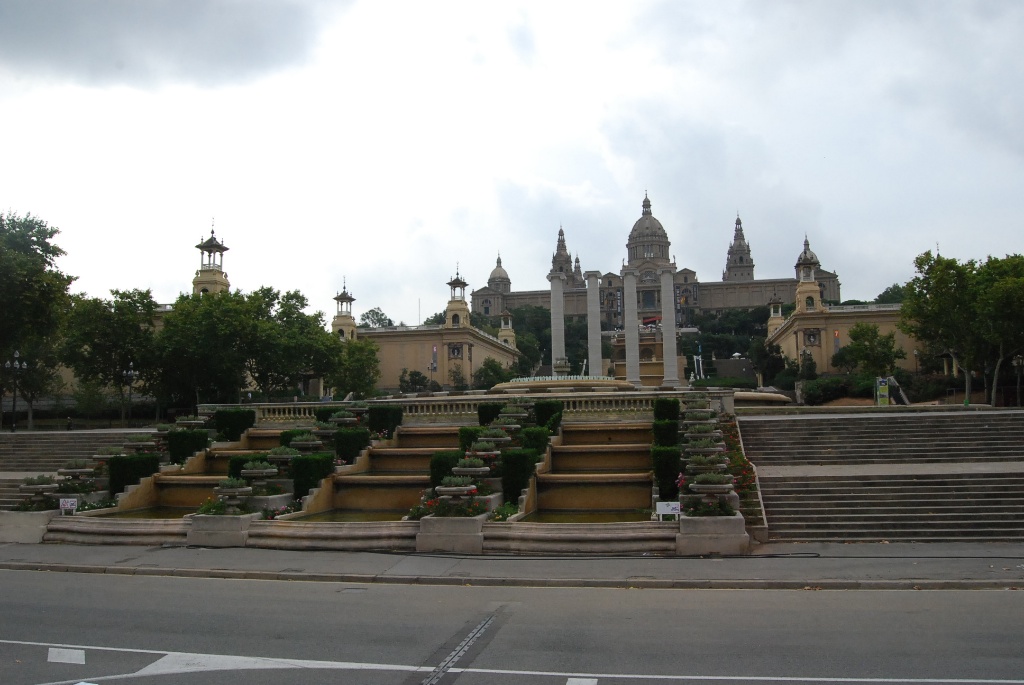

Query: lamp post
[[5, 351, 28, 433], [1013, 355, 1023, 408], [123, 362, 139, 424], [913, 349, 919, 374]]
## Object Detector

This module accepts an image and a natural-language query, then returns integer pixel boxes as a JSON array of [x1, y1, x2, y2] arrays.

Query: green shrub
[[773, 367, 797, 391], [652, 419, 679, 447], [314, 407, 337, 424], [802, 376, 849, 406], [441, 475, 474, 487], [430, 451, 463, 488], [278, 429, 307, 447], [167, 429, 209, 464], [108, 453, 161, 495], [521, 426, 550, 454], [213, 408, 256, 441], [500, 448, 538, 505], [533, 400, 563, 428], [367, 405, 403, 435], [653, 398, 680, 422], [227, 455, 250, 478], [291, 453, 335, 498], [458, 426, 485, 452], [651, 446, 683, 501], [477, 402, 505, 426], [335, 427, 371, 461], [544, 411, 562, 433], [458, 457, 485, 468]]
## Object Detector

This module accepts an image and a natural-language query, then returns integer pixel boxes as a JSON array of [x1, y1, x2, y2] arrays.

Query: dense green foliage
[[652, 419, 679, 447], [477, 402, 505, 426], [166, 429, 209, 463], [429, 450, 463, 488], [290, 453, 334, 498], [533, 400, 563, 428], [521, 426, 550, 455], [213, 409, 256, 441], [458, 426, 486, 452], [651, 446, 683, 501], [653, 398, 680, 422], [325, 338, 381, 400], [108, 453, 161, 495], [500, 448, 538, 505], [367, 405, 402, 435], [278, 429, 306, 447], [335, 427, 371, 461]]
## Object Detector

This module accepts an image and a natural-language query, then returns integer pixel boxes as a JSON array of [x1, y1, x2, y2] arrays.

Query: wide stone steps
[[0, 432, 152, 472]]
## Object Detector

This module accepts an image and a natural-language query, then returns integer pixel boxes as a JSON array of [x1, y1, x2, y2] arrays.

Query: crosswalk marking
[[48, 648, 85, 664]]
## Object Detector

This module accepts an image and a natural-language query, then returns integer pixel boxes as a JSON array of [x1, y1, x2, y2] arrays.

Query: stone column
[[658, 266, 680, 387], [584, 271, 602, 377], [548, 272, 569, 376], [622, 267, 641, 386]]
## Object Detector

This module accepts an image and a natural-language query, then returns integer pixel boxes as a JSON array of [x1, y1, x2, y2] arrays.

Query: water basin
[[99, 507, 195, 519], [520, 510, 651, 523], [293, 510, 408, 523]]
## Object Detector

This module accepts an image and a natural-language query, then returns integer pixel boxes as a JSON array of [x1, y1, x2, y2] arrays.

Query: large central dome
[[626, 194, 671, 266]]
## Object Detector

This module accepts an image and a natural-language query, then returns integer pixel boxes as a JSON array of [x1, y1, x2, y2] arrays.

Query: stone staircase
[[0, 431, 151, 473], [740, 410, 1024, 541], [535, 422, 654, 514]]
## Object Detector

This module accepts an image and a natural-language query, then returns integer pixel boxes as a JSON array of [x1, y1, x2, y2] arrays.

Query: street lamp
[[1013, 355, 1023, 408], [123, 362, 140, 424], [913, 349, 919, 374], [5, 351, 28, 433]]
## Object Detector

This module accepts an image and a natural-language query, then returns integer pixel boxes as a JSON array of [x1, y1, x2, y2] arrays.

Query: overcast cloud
[[1, 0, 1021, 327]]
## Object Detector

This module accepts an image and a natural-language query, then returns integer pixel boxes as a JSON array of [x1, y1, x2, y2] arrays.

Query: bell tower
[[332, 281, 357, 340], [192, 226, 230, 295], [445, 270, 471, 329], [723, 215, 754, 281]]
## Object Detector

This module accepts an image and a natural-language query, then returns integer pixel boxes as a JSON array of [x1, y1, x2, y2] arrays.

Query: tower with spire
[[723, 215, 754, 282], [331, 279, 358, 340], [550, 227, 573, 277], [192, 225, 230, 295]]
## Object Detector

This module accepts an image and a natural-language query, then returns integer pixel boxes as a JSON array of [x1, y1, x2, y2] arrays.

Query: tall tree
[[62, 289, 157, 421], [326, 338, 381, 400], [358, 307, 394, 328], [472, 357, 514, 389], [838, 323, 906, 378], [875, 283, 906, 304], [974, 255, 1024, 405]]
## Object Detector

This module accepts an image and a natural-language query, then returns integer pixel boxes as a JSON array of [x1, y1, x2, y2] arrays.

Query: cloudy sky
[[2, 0, 1022, 326]]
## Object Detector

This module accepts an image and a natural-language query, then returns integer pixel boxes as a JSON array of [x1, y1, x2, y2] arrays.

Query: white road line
[[567, 679, 599, 685], [5, 639, 1024, 685], [48, 648, 86, 664]]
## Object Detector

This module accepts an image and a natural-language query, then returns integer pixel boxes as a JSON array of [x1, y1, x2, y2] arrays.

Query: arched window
[[451, 313, 461, 327]]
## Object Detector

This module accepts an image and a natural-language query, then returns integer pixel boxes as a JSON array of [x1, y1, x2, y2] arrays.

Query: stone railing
[[202, 389, 734, 427]]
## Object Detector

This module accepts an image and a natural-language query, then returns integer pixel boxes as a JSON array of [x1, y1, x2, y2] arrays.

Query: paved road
[[3, 564, 1024, 685]]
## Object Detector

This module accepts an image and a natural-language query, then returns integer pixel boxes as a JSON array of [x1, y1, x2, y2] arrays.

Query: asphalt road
[[2, 570, 1023, 685]]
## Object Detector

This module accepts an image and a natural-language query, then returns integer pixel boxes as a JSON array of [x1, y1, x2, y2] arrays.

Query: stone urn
[[19, 484, 59, 505], [330, 416, 358, 426], [57, 468, 96, 481], [240, 467, 278, 490], [213, 485, 253, 514], [435, 485, 478, 498], [290, 439, 323, 453], [688, 483, 735, 495], [451, 467, 491, 478]]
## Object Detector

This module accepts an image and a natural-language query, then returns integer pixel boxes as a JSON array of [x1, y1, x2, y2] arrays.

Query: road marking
[[5, 639, 1024, 685], [567, 679, 599, 685], [48, 648, 85, 664]]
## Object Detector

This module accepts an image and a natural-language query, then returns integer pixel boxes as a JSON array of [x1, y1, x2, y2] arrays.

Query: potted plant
[[175, 414, 207, 428], [240, 460, 278, 490], [688, 472, 735, 495], [452, 457, 490, 478], [58, 458, 96, 480], [685, 453, 728, 474], [435, 475, 477, 497], [330, 409, 358, 425], [479, 427, 512, 444], [288, 431, 322, 452], [19, 475, 59, 504], [213, 477, 252, 514], [467, 440, 499, 458]]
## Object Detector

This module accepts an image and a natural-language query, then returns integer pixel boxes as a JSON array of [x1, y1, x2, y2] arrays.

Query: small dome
[[795, 236, 819, 267], [628, 193, 669, 244], [488, 255, 509, 282]]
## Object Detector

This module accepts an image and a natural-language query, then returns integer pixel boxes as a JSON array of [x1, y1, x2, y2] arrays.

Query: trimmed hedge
[[167, 429, 209, 464], [314, 407, 336, 424], [430, 450, 463, 488], [335, 427, 371, 461], [368, 405, 403, 435], [544, 411, 562, 433], [279, 429, 306, 447], [458, 426, 486, 453], [291, 453, 335, 498], [501, 448, 539, 505], [534, 400, 563, 429], [227, 454, 257, 479], [213, 408, 256, 441], [521, 426, 550, 455], [652, 419, 679, 447], [477, 402, 505, 426], [108, 453, 161, 495], [651, 446, 683, 501], [653, 398, 680, 422]]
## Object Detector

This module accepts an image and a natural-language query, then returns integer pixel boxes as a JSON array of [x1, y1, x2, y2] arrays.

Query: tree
[[900, 252, 986, 403], [399, 368, 431, 393], [448, 364, 468, 391], [974, 255, 1024, 405], [62, 289, 158, 421], [473, 357, 514, 389], [359, 307, 394, 328], [327, 338, 381, 400], [875, 283, 906, 304], [423, 311, 446, 325], [513, 331, 541, 376], [747, 338, 787, 385], [0, 212, 75, 419], [839, 323, 906, 378]]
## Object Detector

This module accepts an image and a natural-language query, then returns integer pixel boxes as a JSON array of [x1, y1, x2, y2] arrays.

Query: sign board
[[656, 501, 680, 515], [876, 377, 890, 406], [59, 498, 77, 515]]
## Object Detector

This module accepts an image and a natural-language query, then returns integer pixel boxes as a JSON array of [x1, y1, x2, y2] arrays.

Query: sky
[[2, 0, 1022, 327]]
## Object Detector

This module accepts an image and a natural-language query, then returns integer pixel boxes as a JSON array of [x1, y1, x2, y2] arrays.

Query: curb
[[1, 562, 1021, 590]]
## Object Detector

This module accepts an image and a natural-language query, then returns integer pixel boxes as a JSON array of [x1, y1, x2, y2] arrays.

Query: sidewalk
[[1, 540, 1022, 589]]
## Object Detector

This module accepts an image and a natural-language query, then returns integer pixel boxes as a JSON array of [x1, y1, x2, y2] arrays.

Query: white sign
[[60, 498, 77, 514], [656, 501, 680, 515]]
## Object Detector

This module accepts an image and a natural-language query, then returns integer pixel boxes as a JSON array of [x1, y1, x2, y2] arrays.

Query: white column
[[659, 266, 680, 387], [585, 271, 602, 377], [548, 272, 568, 375], [622, 268, 641, 386]]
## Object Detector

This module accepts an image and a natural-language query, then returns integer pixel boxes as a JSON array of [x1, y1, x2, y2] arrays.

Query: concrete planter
[[0, 510, 60, 543], [676, 512, 749, 555], [688, 483, 735, 495], [416, 513, 488, 554], [186, 513, 261, 547], [451, 467, 491, 478]]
